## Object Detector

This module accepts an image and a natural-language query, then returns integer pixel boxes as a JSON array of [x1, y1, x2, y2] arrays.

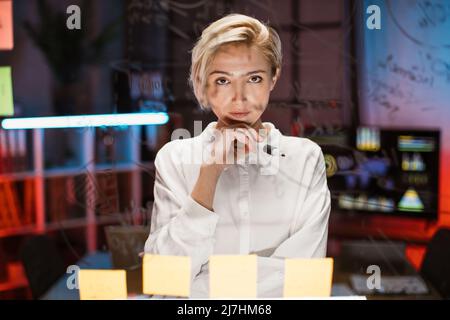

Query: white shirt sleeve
[[144, 144, 219, 279]]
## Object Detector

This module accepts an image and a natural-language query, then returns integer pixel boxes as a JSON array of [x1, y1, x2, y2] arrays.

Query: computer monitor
[[320, 127, 440, 220]]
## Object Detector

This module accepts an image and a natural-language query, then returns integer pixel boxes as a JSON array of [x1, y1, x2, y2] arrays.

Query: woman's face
[[204, 43, 279, 129]]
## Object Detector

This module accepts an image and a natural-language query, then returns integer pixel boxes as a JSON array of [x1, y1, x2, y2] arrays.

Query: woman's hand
[[191, 122, 264, 211], [205, 122, 264, 173]]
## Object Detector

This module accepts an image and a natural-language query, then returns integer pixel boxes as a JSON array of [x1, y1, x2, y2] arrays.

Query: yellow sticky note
[[0, 0, 14, 50], [284, 258, 334, 297], [209, 255, 257, 298], [142, 254, 191, 297], [78, 269, 127, 300], [0, 66, 14, 116]]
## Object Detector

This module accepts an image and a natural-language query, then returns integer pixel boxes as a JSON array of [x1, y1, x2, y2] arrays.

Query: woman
[[144, 13, 331, 297]]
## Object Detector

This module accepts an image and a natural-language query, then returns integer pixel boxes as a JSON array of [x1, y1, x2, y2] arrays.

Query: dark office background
[[0, 0, 449, 299]]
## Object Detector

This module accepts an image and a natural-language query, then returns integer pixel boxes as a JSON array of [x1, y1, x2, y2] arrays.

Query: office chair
[[420, 228, 450, 299], [20, 235, 66, 299]]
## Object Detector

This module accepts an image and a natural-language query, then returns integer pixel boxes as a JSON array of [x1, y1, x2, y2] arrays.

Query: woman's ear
[[270, 68, 280, 91]]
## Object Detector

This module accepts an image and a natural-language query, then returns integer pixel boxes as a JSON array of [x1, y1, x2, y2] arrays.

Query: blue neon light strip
[[1, 112, 169, 129]]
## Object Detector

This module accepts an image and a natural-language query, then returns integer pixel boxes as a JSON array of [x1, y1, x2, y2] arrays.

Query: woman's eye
[[215, 78, 230, 85], [248, 76, 262, 83]]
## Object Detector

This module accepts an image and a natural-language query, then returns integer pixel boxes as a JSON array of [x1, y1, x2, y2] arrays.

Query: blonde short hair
[[189, 13, 282, 109]]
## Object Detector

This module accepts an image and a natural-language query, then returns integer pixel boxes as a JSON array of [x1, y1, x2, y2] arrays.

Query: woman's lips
[[229, 112, 250, 119]]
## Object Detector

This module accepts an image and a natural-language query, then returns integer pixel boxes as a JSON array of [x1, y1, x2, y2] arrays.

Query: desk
[[42, 251, 440, 300], [331, 240, 442, 300], [333, 256, 441, 300]]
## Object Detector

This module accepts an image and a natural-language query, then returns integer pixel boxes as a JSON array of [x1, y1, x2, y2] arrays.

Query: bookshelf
[[0, 124, 159, 295]]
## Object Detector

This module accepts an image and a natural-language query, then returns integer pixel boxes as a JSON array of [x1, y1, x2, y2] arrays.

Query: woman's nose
[[231, 81, 247, 102]]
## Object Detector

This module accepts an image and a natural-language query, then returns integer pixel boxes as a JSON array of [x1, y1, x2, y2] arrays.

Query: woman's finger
[[235, 129, 258, 153], [236, 126, 264, 143], [234, 129, 248, 144]]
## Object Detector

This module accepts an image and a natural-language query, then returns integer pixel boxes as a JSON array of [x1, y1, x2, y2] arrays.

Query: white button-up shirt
[[144, 121, 331, 297]]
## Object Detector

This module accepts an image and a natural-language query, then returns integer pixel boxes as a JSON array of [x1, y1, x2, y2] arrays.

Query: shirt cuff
[[182, 196, 219, 237]]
